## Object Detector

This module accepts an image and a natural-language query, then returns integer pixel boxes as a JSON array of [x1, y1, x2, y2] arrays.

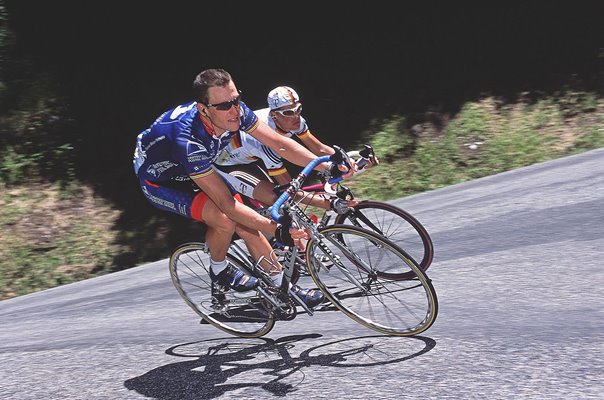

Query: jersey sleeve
[[292, 116, 310, 139], [238, 131, 286, 173], [239, 101, 260, 132], [258, 144, 287, 176], [174, 136, 214, 179]]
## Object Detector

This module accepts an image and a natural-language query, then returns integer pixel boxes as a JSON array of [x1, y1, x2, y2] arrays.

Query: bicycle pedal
[[212, 279, 229, 292], [211, 282, 228, 304], [211, 293, 225, 304]]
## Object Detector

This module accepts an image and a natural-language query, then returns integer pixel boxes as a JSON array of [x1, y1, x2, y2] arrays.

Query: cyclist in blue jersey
[[133, 69, 354, 308]]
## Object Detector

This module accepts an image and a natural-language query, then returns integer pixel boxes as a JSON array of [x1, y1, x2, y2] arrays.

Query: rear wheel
[[335, 200, 434, 278], [169, 242, 275, 338], [306, 225, 438, 336]]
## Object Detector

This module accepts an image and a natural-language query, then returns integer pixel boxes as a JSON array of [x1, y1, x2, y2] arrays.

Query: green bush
[[348, 91, 603, 202], [2, 89, 604, 299]]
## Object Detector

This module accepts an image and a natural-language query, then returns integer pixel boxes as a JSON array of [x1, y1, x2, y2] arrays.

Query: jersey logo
[[186, 141, 207, 156], [170, 103, 195, 120]]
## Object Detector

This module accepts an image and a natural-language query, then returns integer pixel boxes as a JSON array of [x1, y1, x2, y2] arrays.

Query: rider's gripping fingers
[[289, 226, 309, 241], [340, 162, 357, 179], [370, 154, 380, 167]]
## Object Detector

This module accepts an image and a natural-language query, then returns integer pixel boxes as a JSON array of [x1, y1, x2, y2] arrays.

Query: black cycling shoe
[[291, 285, 325, 308], [210, 264, 259, 292]]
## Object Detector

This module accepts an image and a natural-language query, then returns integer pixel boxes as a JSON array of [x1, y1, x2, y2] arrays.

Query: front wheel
[[306, 225, 438, 336], [169, 242, 275, 338], [335, 200, 434, 276]]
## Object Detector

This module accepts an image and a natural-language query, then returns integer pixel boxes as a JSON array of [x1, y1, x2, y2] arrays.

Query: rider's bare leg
[[201, 201, 236, 262], [251, 180, 280, 206], [235, 223, 282, 276]]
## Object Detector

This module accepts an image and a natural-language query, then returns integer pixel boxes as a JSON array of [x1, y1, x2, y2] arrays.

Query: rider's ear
[[197, 103, 208, 116]]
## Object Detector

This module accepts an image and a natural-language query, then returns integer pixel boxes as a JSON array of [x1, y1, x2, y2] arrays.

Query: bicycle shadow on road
[[124, 333, 436, 399]]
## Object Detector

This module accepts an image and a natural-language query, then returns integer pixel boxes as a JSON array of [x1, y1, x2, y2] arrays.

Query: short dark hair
[[192, 68, 233, 104]]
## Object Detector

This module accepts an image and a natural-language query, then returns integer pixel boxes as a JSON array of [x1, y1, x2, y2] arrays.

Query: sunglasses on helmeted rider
[[274, 103, 303, 117], [206, 92, 242, 111]]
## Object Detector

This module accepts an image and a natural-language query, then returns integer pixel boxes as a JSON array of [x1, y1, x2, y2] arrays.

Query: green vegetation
[[0, 185, 121, 299], [1, 0, 78, 188], [346, 92, 604, 200], [2, 0, 603, 299], [1, 90, 603, 300]]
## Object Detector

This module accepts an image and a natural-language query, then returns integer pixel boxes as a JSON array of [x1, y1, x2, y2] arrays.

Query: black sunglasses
[[206, 92, 242, 111]]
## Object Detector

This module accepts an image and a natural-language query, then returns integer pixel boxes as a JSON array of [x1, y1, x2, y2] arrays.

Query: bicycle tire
[[334, 200, 434, 277], [306, 225, 438, 336], [169, 242, 275, 338]]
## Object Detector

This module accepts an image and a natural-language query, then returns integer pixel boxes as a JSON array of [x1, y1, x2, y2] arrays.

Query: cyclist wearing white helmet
[[257, 86, 334, 157], [214, 86, 367, 213]]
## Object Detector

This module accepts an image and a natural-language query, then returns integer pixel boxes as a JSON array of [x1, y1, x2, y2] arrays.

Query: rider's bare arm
[[300, 132, 334, 157], [249, 121, 334, 172]]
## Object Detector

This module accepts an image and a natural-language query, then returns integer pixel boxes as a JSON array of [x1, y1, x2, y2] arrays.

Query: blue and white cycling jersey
[[214, 130, 287, 176], [133, 100, 259, 183], [214, 107, 310, 177]]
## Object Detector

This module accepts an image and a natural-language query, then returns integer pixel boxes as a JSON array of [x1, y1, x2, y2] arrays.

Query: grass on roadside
[[1, 90, 603, 299], [347, 92, 604, 200]]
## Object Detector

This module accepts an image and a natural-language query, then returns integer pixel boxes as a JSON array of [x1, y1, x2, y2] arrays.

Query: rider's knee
[[211, 213, 237, 236]]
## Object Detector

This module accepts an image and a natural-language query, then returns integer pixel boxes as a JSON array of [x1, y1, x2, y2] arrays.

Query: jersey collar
[[199, 112, 230, 139]]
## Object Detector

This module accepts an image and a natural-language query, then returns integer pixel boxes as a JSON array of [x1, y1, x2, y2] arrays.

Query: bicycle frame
[[227, 155, 354, 317], [268, 156, 415, 296], [170, 150, 438, 337], [227, 231, 317, 316], [243, 146, 371, 223], [243, 176, 340, 230]]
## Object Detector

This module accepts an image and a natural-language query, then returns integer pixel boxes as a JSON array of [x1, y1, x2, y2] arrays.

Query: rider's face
[[204, 81, 242, 133], [271, 103, 302, 132]]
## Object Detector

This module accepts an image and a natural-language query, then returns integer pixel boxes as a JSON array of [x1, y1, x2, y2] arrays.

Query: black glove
[[274, 223, 294, 247], [329, 162, 344, 180], [330, 198, 351, 215], [274, 214, 294, 247]]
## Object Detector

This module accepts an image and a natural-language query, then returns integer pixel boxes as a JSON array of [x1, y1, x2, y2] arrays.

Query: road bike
[[244, 144, 434, 279], [169, 150, 438, 338]]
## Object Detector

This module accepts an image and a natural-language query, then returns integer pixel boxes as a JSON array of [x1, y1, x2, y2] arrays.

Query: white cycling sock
[[271, 272, 295, 289], [210, 259, 228, 275], [271, 272, 283, 286]]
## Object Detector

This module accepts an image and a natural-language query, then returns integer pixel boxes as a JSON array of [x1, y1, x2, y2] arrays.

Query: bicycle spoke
[[307, 226, 438, 336], [169, 243, 275, 338]]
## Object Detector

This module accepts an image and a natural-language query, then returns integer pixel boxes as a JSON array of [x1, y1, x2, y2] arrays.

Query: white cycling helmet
[[267, 86, 300, 110]]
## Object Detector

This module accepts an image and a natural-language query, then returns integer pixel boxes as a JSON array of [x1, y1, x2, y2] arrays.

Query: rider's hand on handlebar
[[275, 224, 308, 247], [275, 215, 309, 247], [325, 145, 357, 181], [366, 153, 380, 169], [354, 144, 380, 172], [322, 160, 356, 182], [335, 159, 357, 180], [275, 223, 294, 247]]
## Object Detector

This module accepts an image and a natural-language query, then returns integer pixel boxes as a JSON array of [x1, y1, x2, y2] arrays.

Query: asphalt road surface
[[1, 148, 603, 399]]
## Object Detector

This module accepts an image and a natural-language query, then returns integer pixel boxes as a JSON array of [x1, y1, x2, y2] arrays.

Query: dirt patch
[[1, 183, 120, 252]]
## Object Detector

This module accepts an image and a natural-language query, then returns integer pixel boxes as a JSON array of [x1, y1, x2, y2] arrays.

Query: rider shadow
[[124, 333, 436, 399]]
